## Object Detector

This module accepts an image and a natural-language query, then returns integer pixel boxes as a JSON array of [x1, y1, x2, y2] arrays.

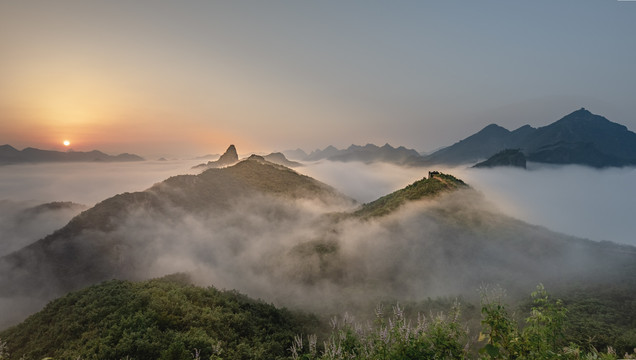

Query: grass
[[353, 172, 467, 218]]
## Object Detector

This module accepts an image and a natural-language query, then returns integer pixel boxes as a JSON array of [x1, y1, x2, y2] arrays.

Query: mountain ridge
[[288, 109, 636, 168], [0, 157, 355, 298], [0, 145, 144, 164], [423, 108, 636, 167], [352, 172, 467, 218], [192, 144, 239, 169], [301, 143, 423, 165], [473, 149, 527, 169], [193, 145, 302, 169], [2, 155, 636, 332]]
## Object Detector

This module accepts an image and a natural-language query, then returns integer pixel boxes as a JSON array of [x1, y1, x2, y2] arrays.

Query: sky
[[1, 1, 635, 157]]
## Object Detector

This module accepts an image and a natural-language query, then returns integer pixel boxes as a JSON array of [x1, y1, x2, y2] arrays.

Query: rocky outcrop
[[193, 144, 239, 169]]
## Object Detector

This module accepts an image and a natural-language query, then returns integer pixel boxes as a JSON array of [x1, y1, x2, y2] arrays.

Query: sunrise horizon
[[2, 1, 635, 159]]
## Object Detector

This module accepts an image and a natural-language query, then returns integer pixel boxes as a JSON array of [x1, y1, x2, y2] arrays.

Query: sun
[[63, 140, 70, 147]]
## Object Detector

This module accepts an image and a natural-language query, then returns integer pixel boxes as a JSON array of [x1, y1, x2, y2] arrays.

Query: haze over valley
[[2, 124, 636, 358], [1, 147, 635, 305]]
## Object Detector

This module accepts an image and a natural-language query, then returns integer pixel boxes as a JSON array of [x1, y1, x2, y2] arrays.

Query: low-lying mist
[[303, 161, 636, 246], [300, 160, 428, 203], [0, 200, 86, 256], [455, 163, 636, 246], [0, 160, 202, 206], [1, 158, 635, 329], [0, 159, 203, 273], [0, 190, 523, 325]]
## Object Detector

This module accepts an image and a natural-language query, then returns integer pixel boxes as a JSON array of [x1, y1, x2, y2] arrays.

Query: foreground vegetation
[[0, 275, 318, 360], [1, 278, 635, 359], [292, 285, 635, 360]]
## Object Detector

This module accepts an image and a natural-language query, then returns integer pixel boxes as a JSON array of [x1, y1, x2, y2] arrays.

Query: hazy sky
[[1, 1, 635, 157]]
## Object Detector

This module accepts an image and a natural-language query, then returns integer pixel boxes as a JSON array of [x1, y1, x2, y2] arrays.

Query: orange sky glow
[[1, 1, 635, 158]]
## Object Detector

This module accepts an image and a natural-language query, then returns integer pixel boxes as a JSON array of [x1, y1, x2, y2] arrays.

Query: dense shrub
[[293, 285, 635, 360], [2, 280, 635, 359], [0, 275, 318, 360]]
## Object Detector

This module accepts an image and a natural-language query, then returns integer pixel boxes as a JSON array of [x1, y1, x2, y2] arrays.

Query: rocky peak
[[217, 145, 238, 165]]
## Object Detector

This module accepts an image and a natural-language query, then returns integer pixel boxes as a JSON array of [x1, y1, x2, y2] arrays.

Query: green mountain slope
[[352, 172, 467, 218], [0, 275, 317, 360], [3, 276, 635, 359]]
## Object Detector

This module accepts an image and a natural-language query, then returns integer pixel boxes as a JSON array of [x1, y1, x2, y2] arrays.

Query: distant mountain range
[[287, 109, 636, 168], [0, 145, 144, 164], [262, 152, 303, 167], [473, 149, 527, 169], [285, 143, 422, 165], [423, 108, 636, 167], [194, 145, 302, 169]]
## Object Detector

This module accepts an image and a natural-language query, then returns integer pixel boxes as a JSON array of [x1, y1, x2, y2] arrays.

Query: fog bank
[[455, 164, 636, 246], [0, 200, 86, 256], [0, 160, 202, 206], [2, 159, 635, 329], [2, 159, 633, 249], [301, 161, 428, 203], [303, 161, 636, 246]]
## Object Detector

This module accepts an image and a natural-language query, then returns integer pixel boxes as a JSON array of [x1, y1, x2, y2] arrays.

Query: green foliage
[[479, 284, 567, 359], [287, 285, 633, 360], [0, 338, 8, 360], [353, 172, 467, 218], [0, 275, 318, 360], [523, 284, 567, 357], [293, 303, 469, 360], [478, 284, 635, 360], [478, 287, 522, 359], [558, 285, 636, 355], [2, 281, 636, 360]]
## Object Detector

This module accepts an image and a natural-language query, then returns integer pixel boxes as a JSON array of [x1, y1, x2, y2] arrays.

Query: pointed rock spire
[[217, 144, 238, 166]]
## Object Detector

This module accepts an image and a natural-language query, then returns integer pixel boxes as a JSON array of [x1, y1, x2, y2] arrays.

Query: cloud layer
[[1, 159, 635, 329], [303, 161, 636, 246]]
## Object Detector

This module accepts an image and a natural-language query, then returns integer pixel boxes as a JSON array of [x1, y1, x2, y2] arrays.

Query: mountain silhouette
[[192, 144, 239, 169], [305, 145, 340, 161], [423, 124, 514, 165], [291, 109, 635, 168], [304, 143, 422, 165], [473, 149, 527, 169], [263, 152, 303, 167], [423, 108, 636, 167], [0, 145, 144, 164], [282, 148, 308, 160]]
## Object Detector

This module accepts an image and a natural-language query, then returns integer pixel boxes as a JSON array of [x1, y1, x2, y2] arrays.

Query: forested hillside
[[1, 277, 635, 359], [0, 275, 318, 360]]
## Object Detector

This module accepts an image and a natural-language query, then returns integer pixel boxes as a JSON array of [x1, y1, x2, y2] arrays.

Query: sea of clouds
[[1, 159, 634, 247], [0, 158, 634, 329], [302, 160, 636, 246]]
